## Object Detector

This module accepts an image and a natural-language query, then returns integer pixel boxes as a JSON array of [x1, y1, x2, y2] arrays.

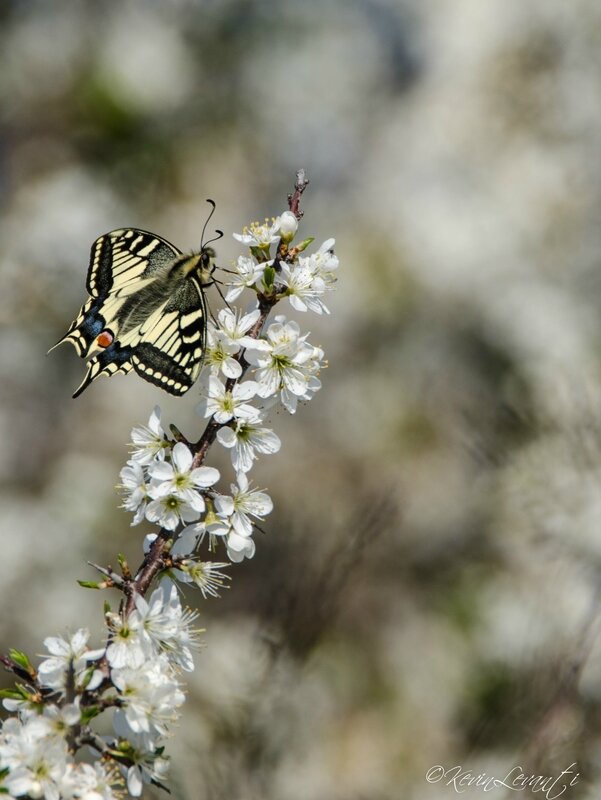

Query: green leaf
[[263, 265, 275, 289], [8, 649, 31, 671], [0, 688, 24, 700], [81, 705, 102, 723], [294, 237, 314, 254], [78, 580, 101, 589]]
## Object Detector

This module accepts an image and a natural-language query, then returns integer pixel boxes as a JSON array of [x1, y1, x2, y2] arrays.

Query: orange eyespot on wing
[[96, 330, 114, 348]]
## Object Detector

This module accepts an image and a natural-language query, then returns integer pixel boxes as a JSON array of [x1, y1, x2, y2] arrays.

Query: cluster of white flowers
[[229, 212, 338, 315], [120, 209, 336, 563], [0, 582, 198, 798], [0, 710, 118, 800], [0, 197, 339, 799]]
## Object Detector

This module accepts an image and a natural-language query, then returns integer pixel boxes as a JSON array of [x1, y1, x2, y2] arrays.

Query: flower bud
[[278, 211, 298, 243]]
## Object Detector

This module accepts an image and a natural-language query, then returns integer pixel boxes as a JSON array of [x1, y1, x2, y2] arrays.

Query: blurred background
[[2, 0, 601, 797]]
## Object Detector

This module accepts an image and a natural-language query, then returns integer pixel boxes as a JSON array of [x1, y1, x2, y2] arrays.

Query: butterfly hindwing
[[72, 342, 134, 399], [131, 277, 207, 395]]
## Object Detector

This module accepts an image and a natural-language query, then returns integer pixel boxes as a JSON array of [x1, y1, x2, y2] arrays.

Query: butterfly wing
[[51, 229, 182, 359], [131, 276, 208, 395], [53, 230, 212, 397], [71, 341, 134, 398]]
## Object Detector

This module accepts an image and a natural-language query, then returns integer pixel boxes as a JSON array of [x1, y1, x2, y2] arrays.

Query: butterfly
[[51, 225, 218, 398]]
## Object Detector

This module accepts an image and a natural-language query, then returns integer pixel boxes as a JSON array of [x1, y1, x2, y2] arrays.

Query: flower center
[[237, 423, 251, 442], [272, 354, 291, 372], [174, 473, 189, 489]]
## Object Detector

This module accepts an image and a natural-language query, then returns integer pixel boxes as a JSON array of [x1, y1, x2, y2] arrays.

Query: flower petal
[[171, 442, 193, 472]]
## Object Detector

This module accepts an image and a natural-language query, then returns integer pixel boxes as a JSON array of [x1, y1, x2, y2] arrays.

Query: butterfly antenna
[[204, 229, 224, 248], [200, 199, 217, 249]]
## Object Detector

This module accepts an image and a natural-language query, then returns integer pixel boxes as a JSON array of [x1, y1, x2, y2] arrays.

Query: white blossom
[[245, 316, 324, 412], [37, 630, 103, 693], [148, 442, 219, 500], [130, 406, 170, 465], [204, 323, 242, 379], [105, 613, 146, 670], [112, 655, 185, 751], [119, 460, 150, 526], [233, 217, 281, 249], [144, 491, 203, 531], [197, 376, 258, 424], [125, 750, 170, 798], [59, 762, 119, 800], [145, 443, 219, 530], [205, 307, 260, 378], [132, 582, 200, 672], [216, 415, 281, 473], [279, 260, 330, 314], [174, 560, 231, 598], [42, 701, 81, 734], [215, 307, 260, 349], [225, 255, 265, 302], [226, 533, 256, 563], [204, 306, 259, 379], [312, 237, 339, 272], [171, 524, 205, 556], [0, 715, 70, 800], [280, 239, 338, 314], [216, 472, 273, 537], [126, 766, 144, 799]]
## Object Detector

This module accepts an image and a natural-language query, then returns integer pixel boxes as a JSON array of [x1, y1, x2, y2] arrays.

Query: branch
[[287, 169, 309, 219]]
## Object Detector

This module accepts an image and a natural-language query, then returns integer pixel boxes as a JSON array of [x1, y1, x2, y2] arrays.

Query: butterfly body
[[52, 229, 215, 397]]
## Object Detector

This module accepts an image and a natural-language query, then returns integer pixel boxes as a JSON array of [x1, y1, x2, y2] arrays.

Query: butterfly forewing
[[87, 229, 181, 298], [53, 228, 213, 397]]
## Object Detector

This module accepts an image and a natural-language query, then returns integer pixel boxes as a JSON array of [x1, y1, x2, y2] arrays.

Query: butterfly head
[[198, 245, 217, 287]]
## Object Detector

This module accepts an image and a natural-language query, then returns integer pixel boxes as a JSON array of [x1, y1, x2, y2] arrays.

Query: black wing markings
[[52, 229, 213, 397], [131, 277, 207, 395]]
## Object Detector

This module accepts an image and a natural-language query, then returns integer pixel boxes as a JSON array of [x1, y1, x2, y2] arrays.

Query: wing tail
[[72, 343, 133, 398]]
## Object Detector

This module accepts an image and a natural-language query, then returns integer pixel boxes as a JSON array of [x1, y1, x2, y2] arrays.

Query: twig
[[288, 169, 309, 219], [88, 562, 126, 589]]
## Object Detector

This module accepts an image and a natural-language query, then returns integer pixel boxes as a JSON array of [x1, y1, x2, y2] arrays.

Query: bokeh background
[[3, 0, 601, 797]]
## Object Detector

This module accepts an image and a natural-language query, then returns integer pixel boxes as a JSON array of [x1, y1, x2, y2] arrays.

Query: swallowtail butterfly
[[51, 227, 217, 397]]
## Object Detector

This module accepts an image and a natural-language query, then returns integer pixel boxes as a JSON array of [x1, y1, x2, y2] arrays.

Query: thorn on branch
[[288, 168, 309, 219]]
